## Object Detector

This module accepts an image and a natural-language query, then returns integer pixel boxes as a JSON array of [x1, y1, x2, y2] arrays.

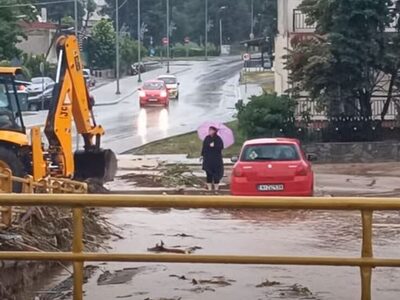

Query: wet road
[[23, 57, 242, 154], [39, 208, 400, 300]]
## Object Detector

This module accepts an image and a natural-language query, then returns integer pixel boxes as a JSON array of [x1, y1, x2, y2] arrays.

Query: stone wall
[[303, 141, 400, 163]]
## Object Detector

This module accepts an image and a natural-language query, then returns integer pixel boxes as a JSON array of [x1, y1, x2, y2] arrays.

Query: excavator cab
[[0, 69, 25, 132]]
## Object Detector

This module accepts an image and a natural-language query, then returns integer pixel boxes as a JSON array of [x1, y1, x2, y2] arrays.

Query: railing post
[[1, 169, 13, 227], [73, 207, 84, 300], [361, 210, 373, 300]]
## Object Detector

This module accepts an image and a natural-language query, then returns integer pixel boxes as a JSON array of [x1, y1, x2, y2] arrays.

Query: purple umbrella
[[197, 121, 235, 148]]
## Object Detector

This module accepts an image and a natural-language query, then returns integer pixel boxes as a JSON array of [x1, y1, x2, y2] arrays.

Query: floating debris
[[256, 279, 281, 288], [147, 241, 202, 254]]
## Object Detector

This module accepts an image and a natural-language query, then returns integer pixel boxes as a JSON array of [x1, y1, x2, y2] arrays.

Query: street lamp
[[74, 0, 78, 37], [115, 0, 121, 94], [219, 6, 227, 54], [166, 0, 170, 73], [205, 0, 208, 60], [137, 0, 142, 83], [250, 0, 254, 39]]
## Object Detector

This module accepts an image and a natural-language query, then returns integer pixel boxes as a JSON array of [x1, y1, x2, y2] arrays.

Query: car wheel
[[29, 103, 39, 111]]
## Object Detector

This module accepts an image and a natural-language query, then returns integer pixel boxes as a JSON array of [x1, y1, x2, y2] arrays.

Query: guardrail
[[1, 194, 400, 300]]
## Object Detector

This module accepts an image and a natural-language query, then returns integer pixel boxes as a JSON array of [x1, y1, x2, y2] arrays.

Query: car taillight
[[295, 165, 308, 176], [160, 90, 168, 98], [139, 90, 146, 97], [233, 167, 244, 177]]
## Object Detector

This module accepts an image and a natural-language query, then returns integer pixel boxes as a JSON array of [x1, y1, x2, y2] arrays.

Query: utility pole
[[115, 0, 121, 94], [205, 0, 208, 60], [250, 0, 254, 38], [219, 18, 223, 53], [74, 0, 78, 37], [166, 0, 170, 73], [137, 0, 142, 82]]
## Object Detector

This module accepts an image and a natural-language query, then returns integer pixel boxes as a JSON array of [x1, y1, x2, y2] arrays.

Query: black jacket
[[201, 135, 224, 180]]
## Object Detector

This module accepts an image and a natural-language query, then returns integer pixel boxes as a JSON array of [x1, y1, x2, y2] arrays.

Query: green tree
[[287, 0, 399, 120], [120, 36, 146, 73], [87, 19, 116, 69], [236, 93, 297, 138], [103, 0, 264, 47], [83, 0, 97, 31], [0, 0, 36, 60]]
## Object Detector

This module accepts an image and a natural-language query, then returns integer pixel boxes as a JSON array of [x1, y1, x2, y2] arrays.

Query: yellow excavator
[[0, 35, 117, 191]]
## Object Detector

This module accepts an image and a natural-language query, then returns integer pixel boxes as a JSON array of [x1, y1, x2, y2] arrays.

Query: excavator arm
[[44, 35, 117, 182]]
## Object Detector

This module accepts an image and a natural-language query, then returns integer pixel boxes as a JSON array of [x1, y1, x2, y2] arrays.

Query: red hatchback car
[[139, 80, 169, 108], [230, 138, 315, 196]]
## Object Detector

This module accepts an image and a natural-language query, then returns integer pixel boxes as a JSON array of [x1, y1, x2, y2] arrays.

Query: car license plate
[[257, 184, 284, 192], [149, 98, 158, 102]]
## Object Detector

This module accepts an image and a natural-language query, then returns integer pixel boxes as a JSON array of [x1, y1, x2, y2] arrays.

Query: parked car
[[157, 75, 180, 99], [27, 84, 54, 111], [83, 69, 96, 87], [14, 80, 31, 92], [130, 62, 146, 75], [138, 80, 169, 108], [230, 138, 315, 196], [27, 77, 54, 94]]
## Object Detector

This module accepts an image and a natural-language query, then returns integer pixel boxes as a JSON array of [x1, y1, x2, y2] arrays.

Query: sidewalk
[[92, 64, 192, 106], [238, 83, 263, 102]]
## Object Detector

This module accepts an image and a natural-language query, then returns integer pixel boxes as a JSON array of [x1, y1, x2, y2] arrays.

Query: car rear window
[[143, 82, 164, 90], [241, 144, 300, 162], [159, 77, 176, 84]]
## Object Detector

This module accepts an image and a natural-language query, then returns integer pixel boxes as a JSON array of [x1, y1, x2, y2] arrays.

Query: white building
[[274, 0, 315, 95]]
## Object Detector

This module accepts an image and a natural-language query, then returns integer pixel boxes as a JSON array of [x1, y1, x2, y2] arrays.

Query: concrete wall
[[274, 0, 303, 95], [17, 29, 57, 63], [304, 142, 400, 163]]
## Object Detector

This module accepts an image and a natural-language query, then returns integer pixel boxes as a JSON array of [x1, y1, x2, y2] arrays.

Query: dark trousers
[[206, 171, 220, 184]]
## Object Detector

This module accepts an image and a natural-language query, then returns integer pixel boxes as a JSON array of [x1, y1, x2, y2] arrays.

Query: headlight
[[160, 91, 168, 98], [139, 90, 146, 97]]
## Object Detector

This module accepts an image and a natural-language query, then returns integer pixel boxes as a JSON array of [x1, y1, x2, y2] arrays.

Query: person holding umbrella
[[201, 126, 224, 191], [198, 122, 234, 192]]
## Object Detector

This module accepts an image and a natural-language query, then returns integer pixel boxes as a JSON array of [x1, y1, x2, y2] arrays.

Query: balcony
[[292, 9, 316, 33], [293, 9, 398, 33]]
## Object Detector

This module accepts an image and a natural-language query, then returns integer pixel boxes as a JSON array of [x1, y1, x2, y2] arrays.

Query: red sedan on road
[[230, 138, 315, 196], [138, 80, 169, 108]]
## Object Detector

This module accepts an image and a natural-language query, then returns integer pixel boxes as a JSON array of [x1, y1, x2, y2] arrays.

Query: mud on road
[[7, 162, 400, 300]]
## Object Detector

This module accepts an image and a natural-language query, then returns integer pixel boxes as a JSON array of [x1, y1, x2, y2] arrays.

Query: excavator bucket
[[74, 149, 117, 183]]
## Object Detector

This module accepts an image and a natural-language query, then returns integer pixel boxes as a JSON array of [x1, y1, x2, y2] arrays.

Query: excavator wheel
[[74, 149, 117, 183], [0, 146, 25, 192]]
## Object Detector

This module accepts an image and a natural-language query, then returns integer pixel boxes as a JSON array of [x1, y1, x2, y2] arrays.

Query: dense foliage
[[286, 0, 400, 121], [0, 0, 36, 61], [103, 0, 275, 48], [235, 93, 297, 139]]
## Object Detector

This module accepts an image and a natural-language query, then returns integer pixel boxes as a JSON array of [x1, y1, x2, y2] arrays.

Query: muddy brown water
[[20, 207, 400, 300], [12, 163, 400, 299]]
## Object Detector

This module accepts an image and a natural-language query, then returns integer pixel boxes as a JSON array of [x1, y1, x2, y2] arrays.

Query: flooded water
[[64, 207, 400, 300]]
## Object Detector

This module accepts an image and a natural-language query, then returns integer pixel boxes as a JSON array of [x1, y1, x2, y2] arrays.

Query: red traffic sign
[[184, 36, 190, 44], [162, 37, 169, 46], [242, 53, 251, 61]]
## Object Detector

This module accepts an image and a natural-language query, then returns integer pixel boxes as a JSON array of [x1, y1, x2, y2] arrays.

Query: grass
[[240, 71, 275, 93], [131, 120, 246, 158]]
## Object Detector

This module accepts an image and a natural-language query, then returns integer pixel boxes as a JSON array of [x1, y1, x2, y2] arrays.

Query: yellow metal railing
[[0, 170, 86, 227], [1, 194, 400, 300]]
